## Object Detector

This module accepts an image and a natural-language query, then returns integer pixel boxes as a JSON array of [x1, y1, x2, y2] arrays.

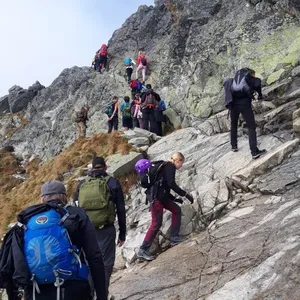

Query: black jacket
[[73, 169, 126, 241], [0, 201, 107, 300], [153, 162, 187, 202]]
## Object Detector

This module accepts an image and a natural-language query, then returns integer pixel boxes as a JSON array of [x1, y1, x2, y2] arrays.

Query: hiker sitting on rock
[[75, 104, 89, 139], [137, 152, 194, 261]]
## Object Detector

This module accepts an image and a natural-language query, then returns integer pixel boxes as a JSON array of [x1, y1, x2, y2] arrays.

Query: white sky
[[0, 0, 154, 96]]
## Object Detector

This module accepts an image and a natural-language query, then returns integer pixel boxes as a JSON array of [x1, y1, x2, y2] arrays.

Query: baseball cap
[[92, 157, 106, 168], [41, 181, 66, 196]]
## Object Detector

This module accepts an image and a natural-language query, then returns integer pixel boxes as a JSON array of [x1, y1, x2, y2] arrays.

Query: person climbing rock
[[98, 44, 108, 73], [120, 96, 133, 130], [136, 51, 148, 83], [124, 57, 136, 83], [130, 79, 144, 99], [230, 68, 266, 159], [75, 104, 89, 139], [137, 152, 194, 261], [141, 84, 161, 134]]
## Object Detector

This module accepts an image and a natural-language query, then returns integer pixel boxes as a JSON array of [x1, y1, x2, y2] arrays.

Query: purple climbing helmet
[[135, 159, 152, 174]]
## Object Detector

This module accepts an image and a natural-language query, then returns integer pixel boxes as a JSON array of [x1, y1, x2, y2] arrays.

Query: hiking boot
[[170, 236, 187, 246], [137, 249, 155, 261], [232, 146, 238, 152], [252, 149, 267, 159]]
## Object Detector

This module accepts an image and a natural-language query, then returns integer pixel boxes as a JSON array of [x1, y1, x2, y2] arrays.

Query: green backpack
[[78, 176, 116, 228], [122, 103, 131, 119]]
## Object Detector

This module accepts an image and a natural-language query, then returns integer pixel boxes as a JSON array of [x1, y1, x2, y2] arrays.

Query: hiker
[[141, 84, 161, 134], [130, 79, 143, 99], [98, 44, 108, 73], [136, 51, 148, 83], [131, 93, 143, 128], [154, 99, 167, 136], [75, 104, 89, 139], [124, 58, 136, 83], [105, 96, 119, 133], [137, 152, 194, 261], [0, 180, 107, 300], [230, 68, 266, 159], [92, 55, 96, 70], [74, 157, 126, 299], [120, 96, 133, 130]]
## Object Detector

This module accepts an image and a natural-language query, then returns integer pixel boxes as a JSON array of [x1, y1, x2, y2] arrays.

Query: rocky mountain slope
[[1, 0, 300, 160], [1, 0, 300, 299]]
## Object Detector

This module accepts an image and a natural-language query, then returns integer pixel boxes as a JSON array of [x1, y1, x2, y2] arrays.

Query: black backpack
[[140, 161, 167, 189]]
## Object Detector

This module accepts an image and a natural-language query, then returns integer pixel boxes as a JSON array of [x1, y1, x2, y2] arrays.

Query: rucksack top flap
[[78, 176, 111, 210]]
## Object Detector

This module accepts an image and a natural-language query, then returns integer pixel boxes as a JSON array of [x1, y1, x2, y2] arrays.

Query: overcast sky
[[0, 0, 154, 96]]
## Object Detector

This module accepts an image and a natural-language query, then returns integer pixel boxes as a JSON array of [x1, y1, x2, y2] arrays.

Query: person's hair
[[41, 193, 67, 204], [248, 68, 255, 76], [146, 84, 152, 89], [170, 152, 185, 162], [124, 96, 130, 102], [112, 96, 118, 100]]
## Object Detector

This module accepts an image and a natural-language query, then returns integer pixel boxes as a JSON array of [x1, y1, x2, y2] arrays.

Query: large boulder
[[0, 96, 9, 115], [106, 152, 143, 177], [7, 81, 45, 114]]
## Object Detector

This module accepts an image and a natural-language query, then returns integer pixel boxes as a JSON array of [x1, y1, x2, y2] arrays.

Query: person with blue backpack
[[0, 181, 107, 300], [124, 58, 136, 83]]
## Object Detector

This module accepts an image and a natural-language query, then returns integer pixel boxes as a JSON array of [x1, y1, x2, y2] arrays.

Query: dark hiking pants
[[141, 199, 181, 250], [126, 68, 133, 82], [95, 225, 116, 297], [142, 109, 156, 134], [108, 117, 118, 133], [230, 104, 258, 155], [24, 280, 91, 300]]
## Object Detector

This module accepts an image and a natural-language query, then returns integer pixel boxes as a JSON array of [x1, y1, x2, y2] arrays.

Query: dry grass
[[0, 132, 134, 233]]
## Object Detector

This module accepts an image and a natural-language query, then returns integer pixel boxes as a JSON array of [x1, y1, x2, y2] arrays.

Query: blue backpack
[[124, 58, 132, 66], [24, 208, 88, 286]]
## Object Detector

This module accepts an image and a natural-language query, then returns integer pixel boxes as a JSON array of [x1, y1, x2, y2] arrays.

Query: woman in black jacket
[[137, 152, 194, 261]]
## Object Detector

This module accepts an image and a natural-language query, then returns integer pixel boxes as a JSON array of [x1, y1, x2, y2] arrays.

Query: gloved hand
[[173, 197, 183, 204], [185, 193, 194, 204]]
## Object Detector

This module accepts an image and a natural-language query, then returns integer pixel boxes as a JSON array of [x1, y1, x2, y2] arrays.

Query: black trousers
[[99, 55, 107, 70], [95, 225, 116, 297], [108, 117, 118, 133], [24, 280, 91, 300], [126, 67, 133, 82], [142, 109, 157, 134], [230, 104, 258, 154]]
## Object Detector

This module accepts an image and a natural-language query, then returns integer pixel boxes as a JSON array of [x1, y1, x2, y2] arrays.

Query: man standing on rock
[[75, 104, 89, 139], [137, 152, 194, 261], [74, 157, 126, 299], [230, 68, 266, 159]]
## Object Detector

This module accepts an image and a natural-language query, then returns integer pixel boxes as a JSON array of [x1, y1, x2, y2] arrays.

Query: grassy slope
[[0, 132, 134, 233]]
